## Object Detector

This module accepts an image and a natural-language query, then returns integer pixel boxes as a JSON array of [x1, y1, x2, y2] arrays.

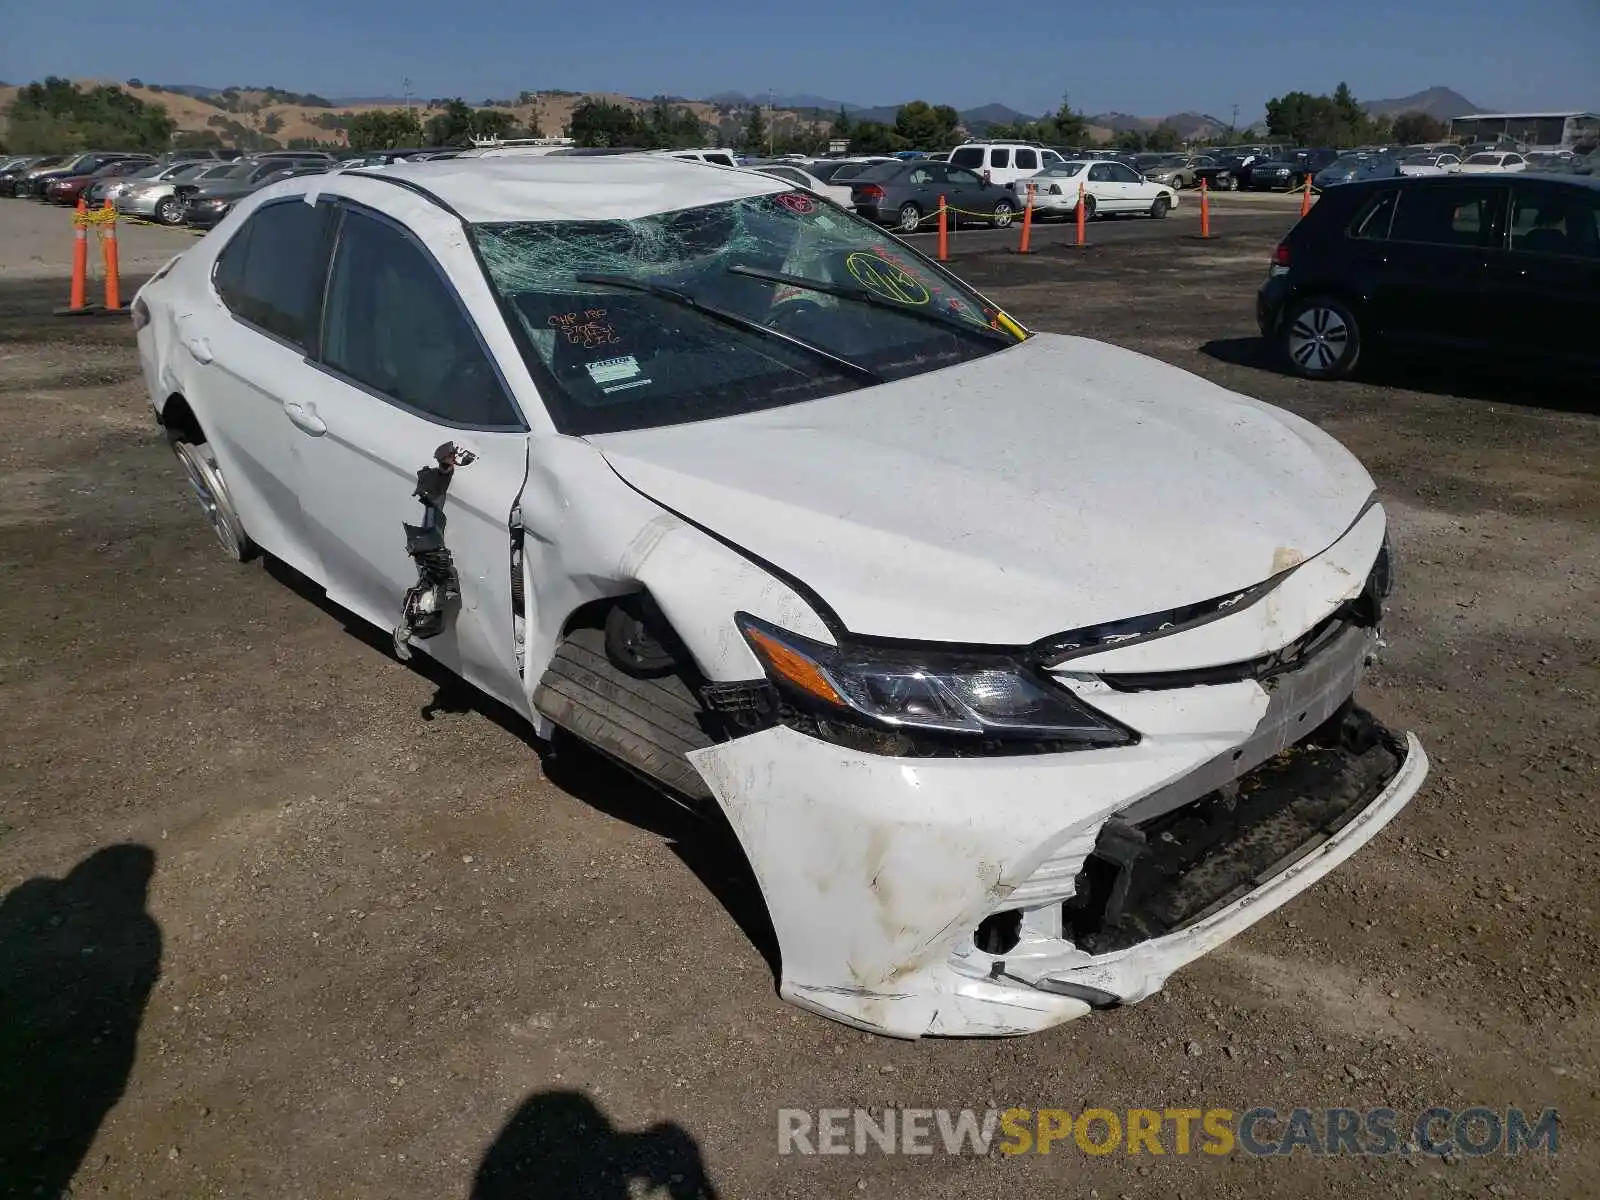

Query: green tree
[[1049, 94, 1088, 145], [1265, 84, 1382, 148], [1114, 128, 1147, 152], [847, 121, 903, 154], [1331, 82, 1367, 137], [743, 105, 768, 152], [172, 128, 226, 150], [347, 108, 424, 151], [569, 99, 640, 147], [894, 100, 960, 149], [424, 99, 474, 145], [261, 111, 284, 135], [830, 106, 852, 138], [3, 77, 176, 153], [1391, 111, 1445, 144], [1146, 124, 1183, 152]]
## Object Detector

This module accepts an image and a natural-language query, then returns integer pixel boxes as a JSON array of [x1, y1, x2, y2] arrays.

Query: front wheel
[[155, 195, 185, 226], [990, 198, 1016, 228], [1223, 174, 1240, 192], [1149, 194, 1171, 219], [1281, 295, 1362, 380], [897, 203, 922, 233]]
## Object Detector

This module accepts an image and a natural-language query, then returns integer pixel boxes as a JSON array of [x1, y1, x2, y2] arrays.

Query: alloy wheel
[[1286, 305, 1351, 374]]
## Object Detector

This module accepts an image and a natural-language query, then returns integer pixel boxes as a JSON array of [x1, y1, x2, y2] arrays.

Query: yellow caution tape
[[71, 206, 120, 228]]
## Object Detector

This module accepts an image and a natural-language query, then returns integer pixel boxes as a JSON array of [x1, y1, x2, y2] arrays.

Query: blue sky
[[2, 0, 1594, 120]]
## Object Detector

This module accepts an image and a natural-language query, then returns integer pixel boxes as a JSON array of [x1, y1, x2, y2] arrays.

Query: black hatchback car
[[1258, 173, 1600, 379]]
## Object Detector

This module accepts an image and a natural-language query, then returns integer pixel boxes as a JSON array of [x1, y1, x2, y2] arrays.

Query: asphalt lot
[[1, 195, 1597, 1199]]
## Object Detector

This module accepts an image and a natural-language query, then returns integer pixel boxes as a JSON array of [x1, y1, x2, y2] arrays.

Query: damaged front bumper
[[688, 645, 1428, 1039]]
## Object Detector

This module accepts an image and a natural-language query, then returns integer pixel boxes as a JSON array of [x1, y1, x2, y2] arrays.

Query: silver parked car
[[87, 160, 218, 208], [116, 160, 280, 225]]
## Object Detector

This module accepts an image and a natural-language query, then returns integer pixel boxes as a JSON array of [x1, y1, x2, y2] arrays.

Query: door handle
[[183, 335, 213, 364], [284, 400, 326, 436]]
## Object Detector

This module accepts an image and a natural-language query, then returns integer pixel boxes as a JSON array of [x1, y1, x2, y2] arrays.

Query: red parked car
[[44, 158, 154, 206]]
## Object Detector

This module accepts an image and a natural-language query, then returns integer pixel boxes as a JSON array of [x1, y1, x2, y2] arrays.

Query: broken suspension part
[[393, 441, 476, 662]]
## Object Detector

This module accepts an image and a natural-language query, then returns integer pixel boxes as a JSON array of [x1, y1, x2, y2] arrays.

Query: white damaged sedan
[[134, 156, 1428, 1038]]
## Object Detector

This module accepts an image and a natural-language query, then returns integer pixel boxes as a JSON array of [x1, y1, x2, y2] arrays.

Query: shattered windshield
[[472, 192, 1022, 435]]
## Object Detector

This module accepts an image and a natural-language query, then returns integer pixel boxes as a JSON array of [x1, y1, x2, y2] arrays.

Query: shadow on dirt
[[260, 558, 782, 979], [0, 844, 162, 1196], [473, 1089, 720, 1199], [1201, 336, 1600, 413]]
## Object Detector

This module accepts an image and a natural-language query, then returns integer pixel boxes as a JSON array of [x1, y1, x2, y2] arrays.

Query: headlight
[[736, 612, 1135, 752]]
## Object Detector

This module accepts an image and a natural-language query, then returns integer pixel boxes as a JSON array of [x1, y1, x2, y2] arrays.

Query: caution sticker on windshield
[[844, 252, 930, 305]]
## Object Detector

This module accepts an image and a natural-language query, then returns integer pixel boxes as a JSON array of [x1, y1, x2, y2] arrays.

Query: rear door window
[[949, 147, 984, 169], [1510, 185, 1600, 258], [214, 199, 334, 349], [1015, 148, 1039, 170], [989, 148, 1011, 169], [1388, 184, 1505, 248], [1349, 190, 1399, 239]]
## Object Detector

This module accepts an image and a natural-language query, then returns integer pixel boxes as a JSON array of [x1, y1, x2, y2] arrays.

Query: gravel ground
[[0, 196, 1596, 1200]]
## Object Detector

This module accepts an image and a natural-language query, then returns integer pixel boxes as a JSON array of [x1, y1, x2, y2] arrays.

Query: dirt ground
[[0, 198, 1596, 1200]]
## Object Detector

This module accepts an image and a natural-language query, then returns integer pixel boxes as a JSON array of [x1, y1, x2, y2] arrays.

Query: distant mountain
[[1362, 87, 1485, 120], [1089, 112, 1148, 133], [1090, 110, 1229, 137], [960, 103, 1035, 132]]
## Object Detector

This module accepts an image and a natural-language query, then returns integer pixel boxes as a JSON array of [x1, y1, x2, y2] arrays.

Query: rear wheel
[[155, 195, 185, 225], [172, 438, 253, 561], [1281, 295, 1362, 380], [1080, 194, 1097, 221], [897, 202, 922, 233], [990, 198, 1016, 228], [1149, 194, 1171, 218]]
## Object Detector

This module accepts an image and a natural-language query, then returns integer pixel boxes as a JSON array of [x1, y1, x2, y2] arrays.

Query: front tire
[[172, 439, 253, 562], [990, 198, 1016, 228], [1149, 194, 1171, 218], [155, 195, 185, 226], [1281, 295, 1362, 380], [897, 203, 922, 233]]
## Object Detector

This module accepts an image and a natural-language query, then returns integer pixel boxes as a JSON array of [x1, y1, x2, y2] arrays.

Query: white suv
[[948, 142, 1067, 189]]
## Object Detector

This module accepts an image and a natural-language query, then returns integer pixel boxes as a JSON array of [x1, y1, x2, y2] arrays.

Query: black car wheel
[[897, 202, 922, 233], [1281, 295, 1362, 380], [155, 195, 185, 226], [1149, 194, 1171, 219], [990, 198, 1016, 228], [1080, 194, 1097, 221]]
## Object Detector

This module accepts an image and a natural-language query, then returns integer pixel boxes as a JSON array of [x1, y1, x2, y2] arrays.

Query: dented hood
[[590, 333, 1376, 646]]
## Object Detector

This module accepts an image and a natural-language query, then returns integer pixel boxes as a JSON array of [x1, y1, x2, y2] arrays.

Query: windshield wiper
[[726, 264, 1015, 345], [572, 273, 882, 384]]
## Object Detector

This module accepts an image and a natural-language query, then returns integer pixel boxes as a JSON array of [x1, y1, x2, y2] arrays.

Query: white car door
[[1085, 162, 1124, 210], [287, 203, 533, 717], [184, 198, 332, 580], [1110, 161, 1158, 209]]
